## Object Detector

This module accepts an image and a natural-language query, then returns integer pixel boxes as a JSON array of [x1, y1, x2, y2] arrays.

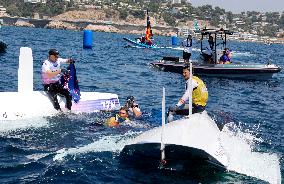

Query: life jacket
[[192, 76, 208, 107], [115, 114, 129, 124]]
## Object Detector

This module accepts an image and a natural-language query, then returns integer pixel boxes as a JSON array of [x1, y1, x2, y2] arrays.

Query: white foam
[[233, 51, 254, 57], [53, 131, 140, 161], [26, 153, 50, 161], [0, 117, 48, 133], [221, 123, 281, 184]]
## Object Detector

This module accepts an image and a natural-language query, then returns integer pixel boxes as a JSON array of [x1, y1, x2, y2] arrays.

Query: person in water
[[181, 34, 193, 63], [41, 49, 73, 111], [219, 48, 232, 64], [124, 96, 142, 118], [106, 106, 130, 127], [168, 65, 208, 120]]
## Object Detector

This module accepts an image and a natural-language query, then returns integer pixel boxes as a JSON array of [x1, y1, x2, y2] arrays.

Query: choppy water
[[0, 26, 283, 184]]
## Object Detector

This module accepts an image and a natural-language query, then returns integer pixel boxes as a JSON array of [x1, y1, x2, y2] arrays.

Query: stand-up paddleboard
[[0, 47, 120, 120]]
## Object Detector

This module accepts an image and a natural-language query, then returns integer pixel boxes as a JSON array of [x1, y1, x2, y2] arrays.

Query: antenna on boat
[[188, 62, 193, 116], [160, 87, 166, 165]]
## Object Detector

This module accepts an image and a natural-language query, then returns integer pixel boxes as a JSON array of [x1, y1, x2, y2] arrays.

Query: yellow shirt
[[178, 76, 208, 107]]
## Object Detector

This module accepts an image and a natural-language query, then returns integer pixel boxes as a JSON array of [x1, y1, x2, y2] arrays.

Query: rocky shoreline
[[1, 9, 283, 44], [1, 9, 177, 37]]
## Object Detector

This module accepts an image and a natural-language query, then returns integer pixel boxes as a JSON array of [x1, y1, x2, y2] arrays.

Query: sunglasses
[[119, 111, 126, 115]]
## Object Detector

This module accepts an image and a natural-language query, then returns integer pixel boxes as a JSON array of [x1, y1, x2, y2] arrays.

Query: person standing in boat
[[181, 34, 193, 63], [168, 65, 208, 120], [41, 49, 73, 111], [202, 35, 214, 63]]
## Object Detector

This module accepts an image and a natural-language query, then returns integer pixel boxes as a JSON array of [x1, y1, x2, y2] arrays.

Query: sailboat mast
[[145, 10, 152, 41]]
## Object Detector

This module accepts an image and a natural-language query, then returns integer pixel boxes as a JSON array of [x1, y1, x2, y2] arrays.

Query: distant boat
[[0, 40, 7, 53], [123, 10, 156, 48], [150, 29, 281, 80]]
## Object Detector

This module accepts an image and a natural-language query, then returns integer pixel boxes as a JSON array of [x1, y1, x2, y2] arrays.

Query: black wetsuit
[[44, 82, 72, 111]]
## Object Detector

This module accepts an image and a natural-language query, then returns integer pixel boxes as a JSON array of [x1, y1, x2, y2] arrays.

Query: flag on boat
[[61, 63, 81, 103]]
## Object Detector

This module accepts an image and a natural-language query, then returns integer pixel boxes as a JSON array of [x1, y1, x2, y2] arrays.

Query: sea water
[[0, 26, 283, 183]]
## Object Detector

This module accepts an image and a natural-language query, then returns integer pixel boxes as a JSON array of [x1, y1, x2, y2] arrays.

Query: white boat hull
[[0, 47, 120, 120], [0, 91, 119, 120], [121, 112, 228, 170]]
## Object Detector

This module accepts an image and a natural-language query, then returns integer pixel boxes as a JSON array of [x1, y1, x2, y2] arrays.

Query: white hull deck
[[121, 112, 228, 169], [0, 91, 119, 120], [0, 47, 120, 120]]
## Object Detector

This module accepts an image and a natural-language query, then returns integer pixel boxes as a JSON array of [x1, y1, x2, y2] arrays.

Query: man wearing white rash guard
[[41, 49, 73, 111], [168, 66, 208, 121]]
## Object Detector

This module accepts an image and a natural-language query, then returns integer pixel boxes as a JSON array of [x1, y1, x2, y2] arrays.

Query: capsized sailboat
[[120, 65, 228, 171], [120, 112, 229, 171], [123, 10, 156, 48], [0, 47, 120, 120]]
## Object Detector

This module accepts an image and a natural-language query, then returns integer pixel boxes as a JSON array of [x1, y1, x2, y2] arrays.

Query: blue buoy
[[83, 30, 93, 49], [171, 36, 178, 46]]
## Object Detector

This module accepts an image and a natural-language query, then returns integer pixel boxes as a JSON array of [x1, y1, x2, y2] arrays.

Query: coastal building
[[24, 0, 46, 3], [0, 6, 6, 15], [170, 0, 191, 3], [171, 0, 181, 3]]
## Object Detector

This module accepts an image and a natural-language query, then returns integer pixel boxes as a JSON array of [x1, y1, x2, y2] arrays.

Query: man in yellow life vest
[[106, 106, 130, 127], [169, 65, 208, 119]]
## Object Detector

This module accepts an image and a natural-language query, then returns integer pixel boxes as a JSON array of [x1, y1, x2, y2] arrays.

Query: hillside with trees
[[0, 0, 283, 37]]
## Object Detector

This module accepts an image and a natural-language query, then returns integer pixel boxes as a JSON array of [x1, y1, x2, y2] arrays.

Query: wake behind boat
[[0, 47, 120, 120]]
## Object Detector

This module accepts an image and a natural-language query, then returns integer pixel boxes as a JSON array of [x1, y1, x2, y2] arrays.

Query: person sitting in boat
[[168, 65, 208, 121], [202, 35, 214, 64], [106, 106, 130, 127], [41, 49, 74, 112], [124, 96, 142, 118], [181, 34, 193, 63], [136, 37, 141, 43], [219, 48, 232, 64], [140, 36, 146, 44]]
